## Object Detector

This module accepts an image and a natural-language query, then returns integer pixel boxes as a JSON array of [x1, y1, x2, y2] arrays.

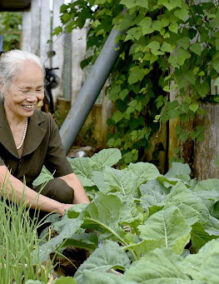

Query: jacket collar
[[0, 98, 47, 158]]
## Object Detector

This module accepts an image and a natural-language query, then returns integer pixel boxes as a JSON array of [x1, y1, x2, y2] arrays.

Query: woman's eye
[[20, 88, 29, 92]]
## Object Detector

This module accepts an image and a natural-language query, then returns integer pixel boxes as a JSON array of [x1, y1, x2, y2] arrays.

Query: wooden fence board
[[40, 0, 51, 66], [30, 0, 41, 55], [194, 103, 219, 179]]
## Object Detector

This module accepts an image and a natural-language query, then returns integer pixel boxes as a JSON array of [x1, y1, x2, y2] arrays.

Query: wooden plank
[[63, 32, 72, 101], [40, 0, 51, 66], [168, 82, 180, 165], [194, 103, 219, 179], [21, 10, 32, 51], [52, 0, 64, 99], [30, 0, 41, 55], [71, 27, 87, 102]]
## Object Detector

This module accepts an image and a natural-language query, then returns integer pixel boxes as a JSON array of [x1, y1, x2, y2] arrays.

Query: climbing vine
[[54, 0, 219, 166]]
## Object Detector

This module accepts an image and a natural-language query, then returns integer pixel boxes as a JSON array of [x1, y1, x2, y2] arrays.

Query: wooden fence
[[22, 0, 87, 102], [21, 0, 111, 149]]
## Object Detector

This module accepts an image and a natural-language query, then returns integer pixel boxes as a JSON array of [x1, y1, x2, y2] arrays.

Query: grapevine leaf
[[120, 0, 148, 9]]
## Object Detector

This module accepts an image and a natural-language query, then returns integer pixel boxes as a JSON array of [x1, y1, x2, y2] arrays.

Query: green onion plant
[[0, 180, 52, 283]]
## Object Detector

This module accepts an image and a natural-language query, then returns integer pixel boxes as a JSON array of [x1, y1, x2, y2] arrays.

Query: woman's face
[[3, 60, 44, 119]]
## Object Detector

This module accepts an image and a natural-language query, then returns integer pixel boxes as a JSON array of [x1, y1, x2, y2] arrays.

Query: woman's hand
[[57, 203, 74, 216]]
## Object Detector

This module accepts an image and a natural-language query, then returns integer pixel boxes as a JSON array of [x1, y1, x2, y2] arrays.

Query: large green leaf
[[33, 217, 83, 262], [32, 166, 53, 187], [68, 157, 95, 187], [165, 182, 209, 225], [204, 215, 219, 236], [193, 179, 219, 210], [165, 162, 191, 182], [63, 232, 98, 251], [181, 239, 219, 283], [124, 248, 196, 284], [92, 167, 139, 195], [83, 194, 126, 244], [191, 223, 216, 252], [193, 179, 219, 194], [53, 277, 77, 284], [127, 162, 160, 184], [93, 162, 160, 196], [119, 196, 146, 229], [90, 148, 122, 169], [83, 271, 137, 284], [140, 180, 167, 211], [138, 206, 191, 254], [74, 240, 130, 284]]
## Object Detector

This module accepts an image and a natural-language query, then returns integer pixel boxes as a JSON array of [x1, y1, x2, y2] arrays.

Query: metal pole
[[59, 28, 122, 153]]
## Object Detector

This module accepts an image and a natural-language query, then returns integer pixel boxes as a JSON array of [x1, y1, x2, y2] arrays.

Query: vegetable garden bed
[[3, 148, 219, 283]]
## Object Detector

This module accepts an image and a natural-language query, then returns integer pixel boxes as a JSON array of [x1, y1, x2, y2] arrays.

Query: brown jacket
[[0, 99, 73, 187]]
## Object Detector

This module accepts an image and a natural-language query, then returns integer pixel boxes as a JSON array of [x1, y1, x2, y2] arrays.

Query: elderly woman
[[0, 50, 89, 216]]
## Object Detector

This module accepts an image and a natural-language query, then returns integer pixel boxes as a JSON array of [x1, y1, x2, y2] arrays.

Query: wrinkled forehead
[[9, 60, 44, 87]]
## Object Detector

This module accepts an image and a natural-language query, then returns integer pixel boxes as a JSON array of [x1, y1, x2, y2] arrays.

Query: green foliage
[[35, 148, 219, 283], [0, 192, 51, 283], [53, 0, 219, 165], [0, 12, 22, 50]]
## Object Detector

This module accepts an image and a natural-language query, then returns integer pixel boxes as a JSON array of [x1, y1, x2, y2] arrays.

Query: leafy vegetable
[[34, 149, 219, 283]]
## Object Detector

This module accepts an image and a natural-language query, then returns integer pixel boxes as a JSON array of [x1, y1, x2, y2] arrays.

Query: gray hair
[[0, 49, 44, 94]]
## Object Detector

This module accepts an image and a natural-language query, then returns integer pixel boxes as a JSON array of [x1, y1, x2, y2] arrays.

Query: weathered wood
[[194, 103, 219, 179], [63, 32, 72, 101], [168, 82, 180, 165], [147, 123, 167, 174], [52, 0, 64, 99], [30, 0, 41, 55], [21, 10, 32, 51], [40, 0, 51, 66], [71, 28, 87, 101]]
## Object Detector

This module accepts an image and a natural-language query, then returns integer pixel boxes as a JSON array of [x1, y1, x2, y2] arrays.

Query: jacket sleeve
[[44, 115, 73, 177], [0, 156, 5, 166]]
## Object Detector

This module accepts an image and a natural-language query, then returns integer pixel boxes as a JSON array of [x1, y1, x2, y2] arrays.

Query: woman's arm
[[0, 165, 72, 216], [60, 173, 90, 204]]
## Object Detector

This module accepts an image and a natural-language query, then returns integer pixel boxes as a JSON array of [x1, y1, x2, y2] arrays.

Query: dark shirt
[[0, 99, 73, 187]]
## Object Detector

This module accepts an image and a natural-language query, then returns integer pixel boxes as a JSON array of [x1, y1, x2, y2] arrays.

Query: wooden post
[[71, 27, 87, 102], [30, 0, 41, 55], [194, 103, 219, 179], [63, 32, 72, 101], [40, 0, 51, 66], [21, 10, 32, 51], [52, 0, 64, 100]]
